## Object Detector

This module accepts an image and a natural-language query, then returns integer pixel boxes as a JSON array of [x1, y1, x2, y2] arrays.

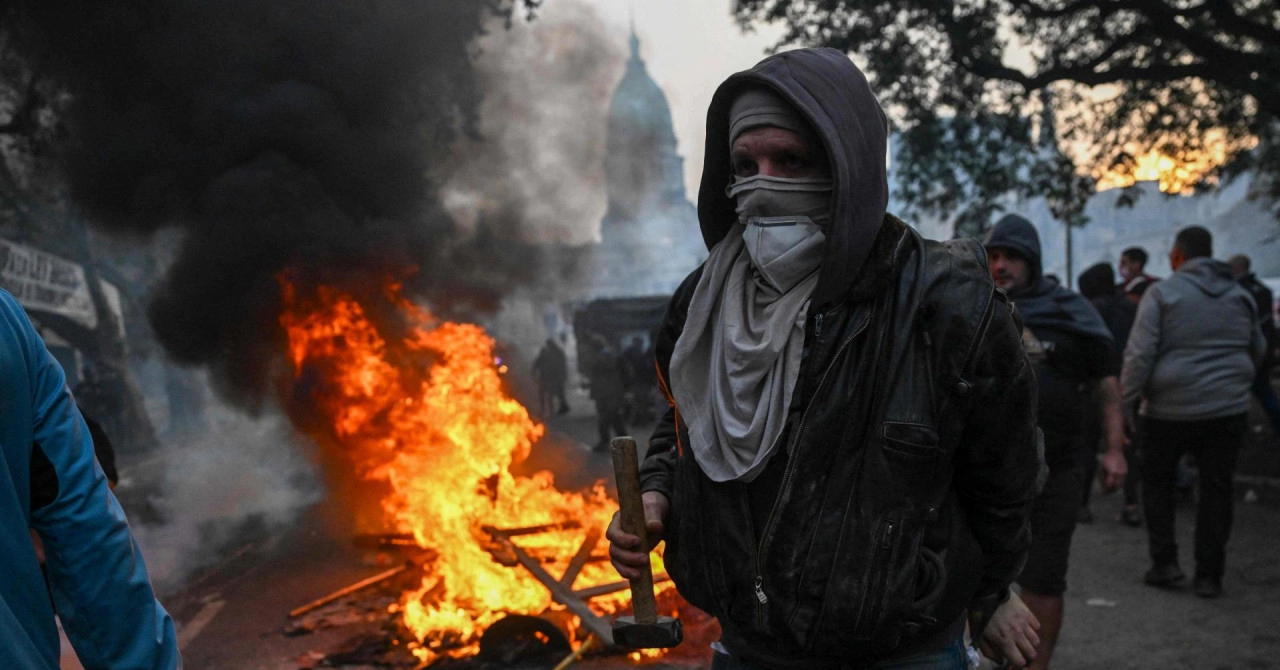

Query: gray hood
[[1177, 257, 1239, 298], [697, 48, 889, 308]]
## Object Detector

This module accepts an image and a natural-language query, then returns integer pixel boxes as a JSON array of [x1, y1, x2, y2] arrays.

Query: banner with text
[[0, 238, 98, 330]]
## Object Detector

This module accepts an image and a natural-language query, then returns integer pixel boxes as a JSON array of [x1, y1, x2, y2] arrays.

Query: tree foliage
[[734, 0, 1279, 237]]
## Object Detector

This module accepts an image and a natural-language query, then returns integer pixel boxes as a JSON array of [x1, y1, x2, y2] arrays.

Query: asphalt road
[[1051, 485, 1280, 670]]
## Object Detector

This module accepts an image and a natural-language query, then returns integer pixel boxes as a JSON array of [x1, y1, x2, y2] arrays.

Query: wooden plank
[[550, 634, 598, 670], [572, 572, 669, 601], [489, 521, 582, 537], [482, 526, 614, 646], [558, 526, 603, 589], [288, 564, 411, 618]]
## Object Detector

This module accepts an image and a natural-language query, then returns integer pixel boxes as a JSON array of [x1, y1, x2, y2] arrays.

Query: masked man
[[608, 49, 1042, 669]]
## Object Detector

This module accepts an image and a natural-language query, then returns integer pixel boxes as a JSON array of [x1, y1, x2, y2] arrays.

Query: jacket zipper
[[752, 308, 870, 626], [853, 518, 899, 638], [934, 290, 997, 422], [881, 520, 898, 550], [963, 292, 997, 377]]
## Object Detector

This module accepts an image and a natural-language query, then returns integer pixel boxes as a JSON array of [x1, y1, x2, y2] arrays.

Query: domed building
[[593, 26, 703, 297]]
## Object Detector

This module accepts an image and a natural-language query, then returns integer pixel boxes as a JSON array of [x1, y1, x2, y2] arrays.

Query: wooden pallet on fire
[[285, 526, 673, 667], [480, 523, 670, 649]]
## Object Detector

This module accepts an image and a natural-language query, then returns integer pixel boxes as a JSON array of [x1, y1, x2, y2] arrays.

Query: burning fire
[[280, 279, 656, 663]]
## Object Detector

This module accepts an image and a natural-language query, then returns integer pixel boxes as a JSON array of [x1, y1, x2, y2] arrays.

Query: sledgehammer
[[609, 436, 684, 649]]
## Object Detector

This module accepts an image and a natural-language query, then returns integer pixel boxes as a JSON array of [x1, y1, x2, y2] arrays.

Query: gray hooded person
[[1121, 225, 1265, 598], [607, 48, 1043, 668]]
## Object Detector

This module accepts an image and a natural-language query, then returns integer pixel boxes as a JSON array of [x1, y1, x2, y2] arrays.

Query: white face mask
[[727, 175, 833, 293]]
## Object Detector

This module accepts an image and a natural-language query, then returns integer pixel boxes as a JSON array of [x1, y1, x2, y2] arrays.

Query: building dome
[[603, 29, 687, 225], [607, 32, 678, 150], [591, 26, 703, 298]]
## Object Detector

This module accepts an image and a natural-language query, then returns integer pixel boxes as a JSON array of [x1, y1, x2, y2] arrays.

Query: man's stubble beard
[[993, 272, 1031, 294]]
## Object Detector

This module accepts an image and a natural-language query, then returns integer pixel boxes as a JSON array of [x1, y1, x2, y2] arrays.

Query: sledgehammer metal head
[[610, 437, 684, 649], [612, 613, 683, 649]]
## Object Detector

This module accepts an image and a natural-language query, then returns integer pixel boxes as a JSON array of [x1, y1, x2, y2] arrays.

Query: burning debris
[[278, 278, 679, 665], [283, 521, 703, 669]]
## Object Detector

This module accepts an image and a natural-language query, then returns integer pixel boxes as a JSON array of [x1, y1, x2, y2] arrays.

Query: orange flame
[[279, 280, 651, 663]]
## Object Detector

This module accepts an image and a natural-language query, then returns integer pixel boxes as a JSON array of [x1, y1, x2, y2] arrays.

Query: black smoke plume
[[10, 0, 542, 406]]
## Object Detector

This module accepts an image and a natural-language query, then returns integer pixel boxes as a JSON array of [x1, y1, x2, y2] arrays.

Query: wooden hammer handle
[[611, 436, 658, 624]]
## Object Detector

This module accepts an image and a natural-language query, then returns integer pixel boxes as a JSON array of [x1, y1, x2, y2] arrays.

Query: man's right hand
[[606, 490, 669, 580], [979, 590, 1041, 668]]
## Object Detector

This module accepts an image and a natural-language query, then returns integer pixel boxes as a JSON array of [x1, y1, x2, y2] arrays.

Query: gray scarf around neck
[[669, 221, 823, 482]]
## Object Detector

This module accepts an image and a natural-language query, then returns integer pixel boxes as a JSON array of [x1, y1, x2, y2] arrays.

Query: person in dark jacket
[[1118, 246, 1159, 305], [606, 49, 1043, 669], [1123, 229, 1265, 598], [621, 336, 658, 423], [984, 216, 1127, 670], [1228, 254, 1280, 436], [532, 337, 570, 417], [1077, 262, 1142, 526], [1078, 263, 1136, 354], [582, 334, 630, 450]]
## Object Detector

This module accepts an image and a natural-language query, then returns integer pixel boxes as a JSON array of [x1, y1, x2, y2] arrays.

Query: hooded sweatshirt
[[983, 215, 1112, 344], [667, 87, 830, 483], [669, 49, 888, 484], [1122, 257, 1265, 420], [696, 48, 889, 309], [984, 215, 1114, 465]]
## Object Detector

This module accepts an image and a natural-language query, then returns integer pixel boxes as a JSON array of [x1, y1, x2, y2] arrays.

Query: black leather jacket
[[641, 218, 1043, 666]]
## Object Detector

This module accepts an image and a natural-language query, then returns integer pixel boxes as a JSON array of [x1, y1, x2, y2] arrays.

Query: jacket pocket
[[881, 422, 940, 489], [803, 512, 927, 657], [882, 421, 940, 458]]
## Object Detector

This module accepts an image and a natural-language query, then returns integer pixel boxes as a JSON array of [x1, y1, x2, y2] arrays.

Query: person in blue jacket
[[0, 289, 180, 669]]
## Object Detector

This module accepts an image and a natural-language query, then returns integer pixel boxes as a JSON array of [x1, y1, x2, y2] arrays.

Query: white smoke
[[441, 0, 626, 246], [130, 396, 322, 594]]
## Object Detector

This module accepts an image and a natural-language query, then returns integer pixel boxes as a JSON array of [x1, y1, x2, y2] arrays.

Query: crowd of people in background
[[1075, 236, 1279, 541], [533, 332, 664, 451], [980, 221, 1274, 667]]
